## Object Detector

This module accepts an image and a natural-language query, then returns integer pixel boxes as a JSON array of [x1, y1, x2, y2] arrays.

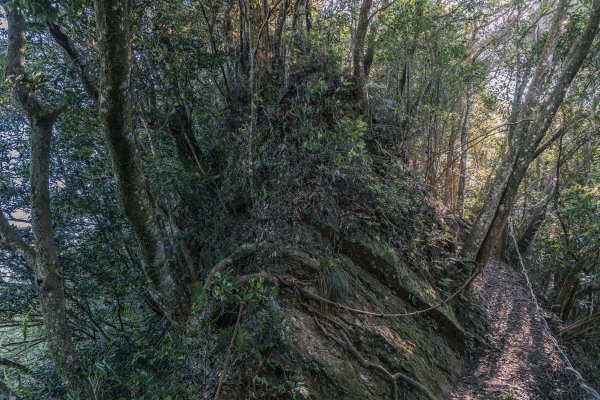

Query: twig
[[0, 357, 31, 374]]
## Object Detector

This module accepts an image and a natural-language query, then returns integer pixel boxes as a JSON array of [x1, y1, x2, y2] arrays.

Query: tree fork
[[1, 1, 95, 397]]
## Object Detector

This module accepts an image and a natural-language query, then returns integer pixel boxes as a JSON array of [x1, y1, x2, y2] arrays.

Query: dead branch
[[0, 357, 31, 374]]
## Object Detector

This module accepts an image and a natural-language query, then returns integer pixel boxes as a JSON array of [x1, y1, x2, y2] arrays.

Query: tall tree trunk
[[457, 91, 472, 217], [462, 0, 600, 267], [352, 0, 373, 112], [443, 125, 458, 209], [272, 0, 288, 60], [277, 0, 301, 103], [304, 0, 312, 33], [512, 168, 557, 259], [30, 113, 97, 398], [95, 0, 190, 321], [242, 0, 262, 202], [363, 24, 378, 78], [553, 257, 587, 317], [48, 12, 196, 312], [1, 2, 95, 397]]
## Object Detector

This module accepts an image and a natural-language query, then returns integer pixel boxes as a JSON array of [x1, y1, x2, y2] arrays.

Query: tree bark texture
[[363, 23, 377, 78], [457, 91, 472, 217], [95, 0, 190, 320], [352, 0, 373, 112], [2, 2, 95, 397]]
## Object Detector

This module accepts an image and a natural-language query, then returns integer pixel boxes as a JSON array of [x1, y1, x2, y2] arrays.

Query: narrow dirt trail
[[451, 259, 593, 400]]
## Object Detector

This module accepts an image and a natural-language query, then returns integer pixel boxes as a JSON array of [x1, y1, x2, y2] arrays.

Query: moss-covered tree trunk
[[1, 2, 95, 397], [94, 0, 190, 321], [352, 0, 373, 112], [30, 115, 96, 399]]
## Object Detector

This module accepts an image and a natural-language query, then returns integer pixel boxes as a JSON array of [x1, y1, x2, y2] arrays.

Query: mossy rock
[[342, 237, 466, 351], [309, 217, 466, 351]]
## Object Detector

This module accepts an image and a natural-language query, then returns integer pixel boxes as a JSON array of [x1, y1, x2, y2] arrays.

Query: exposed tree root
[[313, 317, 438, 400], [240, 270, 476, 319], [203, 244, 264, 294]]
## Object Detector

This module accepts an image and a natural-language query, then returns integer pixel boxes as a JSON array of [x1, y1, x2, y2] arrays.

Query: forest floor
[[450, 258, 593, 400]]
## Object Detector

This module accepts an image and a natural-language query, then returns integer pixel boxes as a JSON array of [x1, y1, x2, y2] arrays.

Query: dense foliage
[[0, 0, 598, 399]]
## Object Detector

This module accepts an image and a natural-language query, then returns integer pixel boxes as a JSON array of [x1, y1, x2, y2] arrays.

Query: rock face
[[311, 217, 466, 350], [340, 236, 466, 349], [227, 215, 472, 400]]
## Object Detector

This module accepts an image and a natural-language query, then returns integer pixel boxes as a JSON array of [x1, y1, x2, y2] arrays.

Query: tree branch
[[0, 357, 32, 374], [46, 19, 99, 102], [1, 0, 60, 120], [0, 211, 35, 266]]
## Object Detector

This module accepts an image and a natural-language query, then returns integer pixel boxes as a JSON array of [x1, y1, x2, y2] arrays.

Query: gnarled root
[[313, 317, 438, 400]]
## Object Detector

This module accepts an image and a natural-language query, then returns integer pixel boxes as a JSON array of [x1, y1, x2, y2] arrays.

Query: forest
[[0, 0, 599, 399]]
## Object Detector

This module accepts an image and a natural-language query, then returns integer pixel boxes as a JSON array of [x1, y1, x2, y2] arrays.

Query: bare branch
[[0, 357, 32, 374]]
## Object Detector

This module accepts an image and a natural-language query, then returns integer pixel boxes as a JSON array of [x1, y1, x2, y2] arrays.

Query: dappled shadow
[[450, 259, 589, 400]]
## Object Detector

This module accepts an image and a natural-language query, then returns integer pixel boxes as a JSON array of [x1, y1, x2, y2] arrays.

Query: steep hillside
[[194, 145, 484, 399]]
